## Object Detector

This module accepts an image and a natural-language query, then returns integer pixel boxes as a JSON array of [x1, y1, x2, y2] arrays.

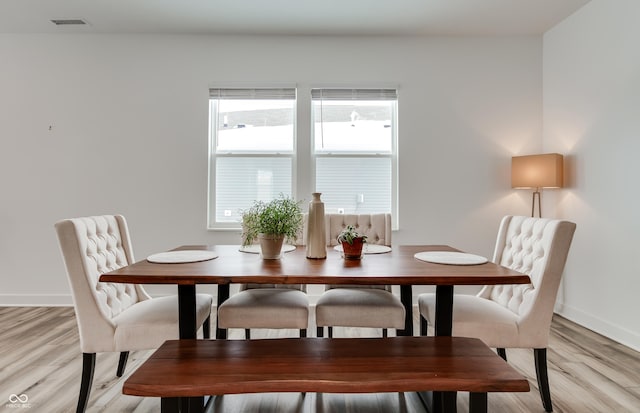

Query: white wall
[[0, 34, 542, 305], [544, 0, 640, 350]]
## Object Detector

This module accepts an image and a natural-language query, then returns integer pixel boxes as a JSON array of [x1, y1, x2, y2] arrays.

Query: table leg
[[177, 285, 204, 412], [434, 285, 453, 337], [434, 285, 456, 412], [178, 285, 197, 339], [398, 285, 413, 336], [216, 284, 230, 339]]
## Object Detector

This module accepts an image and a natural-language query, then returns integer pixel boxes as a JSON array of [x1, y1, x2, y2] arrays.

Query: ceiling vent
[[50, 19, 88, 26]]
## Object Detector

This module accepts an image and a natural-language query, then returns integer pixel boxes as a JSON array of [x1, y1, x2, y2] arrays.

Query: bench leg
[[437, 391, 457, 413], [469, 392, 487, 413], [418, 390, 458, 413], [161, 397, 179, 413]]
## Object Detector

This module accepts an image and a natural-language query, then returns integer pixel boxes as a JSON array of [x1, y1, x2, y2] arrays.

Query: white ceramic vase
[[306, 192, 327, 259]]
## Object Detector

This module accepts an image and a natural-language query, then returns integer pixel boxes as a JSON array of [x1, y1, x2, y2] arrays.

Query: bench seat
[[124, 336, 529, 412]]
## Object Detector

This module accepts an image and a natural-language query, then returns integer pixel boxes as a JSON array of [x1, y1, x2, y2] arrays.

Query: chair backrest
[[325, 213, 392, 290], [326, 213, 392, 246], [479, 216, 576, 344], [55, 215, 149, 352]]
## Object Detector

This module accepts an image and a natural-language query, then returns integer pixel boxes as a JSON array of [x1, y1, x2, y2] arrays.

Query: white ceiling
[[0, 0, 590, 36]]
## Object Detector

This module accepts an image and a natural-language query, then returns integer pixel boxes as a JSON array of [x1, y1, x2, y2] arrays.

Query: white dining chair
[[217, 283, 309, 339], [217, 216, 309, 339], [315, 213, 405, 338], [418, 215, 576, 412], [55, 215, 213, 413]]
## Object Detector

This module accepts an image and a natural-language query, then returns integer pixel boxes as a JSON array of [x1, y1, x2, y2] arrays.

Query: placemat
[[147, 250, 218, 264], [414, 251, 488, 265], [333, 244, 392, 254], [239, 244, 297, 254]]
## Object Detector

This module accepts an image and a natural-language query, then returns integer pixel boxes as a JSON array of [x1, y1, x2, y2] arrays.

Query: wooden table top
[[100, 245, 530, 286], [123, 337, 530, 396]]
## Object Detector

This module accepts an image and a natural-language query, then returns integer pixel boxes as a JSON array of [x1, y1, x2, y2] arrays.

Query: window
[[208, 87, 398, 229], [312, 88, 397, 218], [208, 88, 296, 228]]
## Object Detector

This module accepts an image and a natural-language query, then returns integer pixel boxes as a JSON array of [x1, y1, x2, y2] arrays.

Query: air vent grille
[[50, 19, 87, 26]]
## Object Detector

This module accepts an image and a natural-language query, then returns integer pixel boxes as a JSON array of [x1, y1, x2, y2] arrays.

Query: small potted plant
[[337, 225, 367, 260], [241, 195, 303, 259]]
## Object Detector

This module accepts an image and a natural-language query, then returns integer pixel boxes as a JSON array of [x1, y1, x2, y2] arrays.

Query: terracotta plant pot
[[258, 233, 285, 259], [341, 237, 365, 260]]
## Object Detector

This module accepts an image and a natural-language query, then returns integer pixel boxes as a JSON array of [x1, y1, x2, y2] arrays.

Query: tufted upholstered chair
[[315, 213, 405, 338], [217, 216, 309, 339], [418, 215, 576, 412], [55, 215, 213, 413], [217, 283, 309, 339]]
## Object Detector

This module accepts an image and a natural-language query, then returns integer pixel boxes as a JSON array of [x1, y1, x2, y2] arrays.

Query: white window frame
[[208, 87, 297, 230], [310, 88, 399, 229], [207, 86, 398, 230]]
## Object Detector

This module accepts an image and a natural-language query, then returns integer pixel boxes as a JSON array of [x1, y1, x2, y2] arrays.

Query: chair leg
[[202, 315, 211, 339], [300, 329, 307, 338], [382, 328, 388, 338], [534, 348, 553, 412], [245, 329, 251, 339], [328, 326, 333, 338], [497, 348, 507, 361], [420, 314, 428, 336], [116, 351, 129, 377], [317, 327, 324, 338], [77, 353, 95, 413]]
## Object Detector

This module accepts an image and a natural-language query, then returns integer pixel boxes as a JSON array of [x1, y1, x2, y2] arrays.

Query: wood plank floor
[[1, 306, 638, 412]]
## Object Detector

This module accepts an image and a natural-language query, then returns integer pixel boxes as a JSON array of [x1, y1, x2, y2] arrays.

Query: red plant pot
[[341, 237, 365, 260]]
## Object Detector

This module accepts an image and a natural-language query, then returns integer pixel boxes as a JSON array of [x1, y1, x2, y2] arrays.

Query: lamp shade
[[511, 153, 563, 189]]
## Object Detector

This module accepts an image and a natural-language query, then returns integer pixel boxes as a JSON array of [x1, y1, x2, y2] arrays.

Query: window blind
[[215, 157, 292, 223], [316, 157, 392, 215], [210, 88, 296, 100], [311, 88, 397, 101]]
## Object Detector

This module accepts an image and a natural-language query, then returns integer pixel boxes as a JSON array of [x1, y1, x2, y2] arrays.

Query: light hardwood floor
[[0, 306, 638, 413]]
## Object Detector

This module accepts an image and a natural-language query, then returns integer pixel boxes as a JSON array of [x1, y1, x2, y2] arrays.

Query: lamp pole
[[532, 188, 541, 218]]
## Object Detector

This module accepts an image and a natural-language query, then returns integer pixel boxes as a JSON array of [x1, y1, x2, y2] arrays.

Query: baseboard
[[555, 302, 640, 352], [0, 294, 74, 307]]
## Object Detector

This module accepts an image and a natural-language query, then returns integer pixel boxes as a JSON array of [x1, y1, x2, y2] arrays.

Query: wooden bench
[[124, 336, 529, 413]]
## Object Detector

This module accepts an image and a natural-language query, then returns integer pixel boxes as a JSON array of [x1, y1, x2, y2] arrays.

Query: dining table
[[100, 244, 530, 413], [101, 244, 529, 340]]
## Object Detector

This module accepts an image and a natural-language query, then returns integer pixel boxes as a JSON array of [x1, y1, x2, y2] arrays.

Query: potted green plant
[[241, 195, 303, 259], [337, 225, 367, 260]]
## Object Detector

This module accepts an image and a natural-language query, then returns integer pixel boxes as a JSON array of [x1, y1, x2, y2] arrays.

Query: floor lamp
[[511, 153, 563, 218]]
